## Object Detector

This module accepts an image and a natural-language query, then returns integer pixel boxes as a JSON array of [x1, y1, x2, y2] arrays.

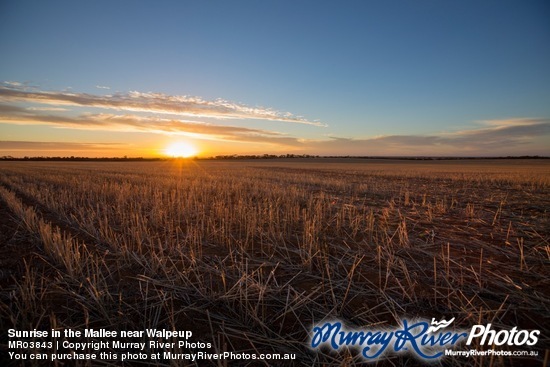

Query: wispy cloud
[[3, 81, 24, 87], [0, 140, 128, 156], [0, 83, 323, 125], [0, 141, 125, 149], [26, 106, 68, 112], [0, 104, 302, 146], [476, 118, 546, 127], [309, 119, 550, 156], [95, 85, 111, 90]]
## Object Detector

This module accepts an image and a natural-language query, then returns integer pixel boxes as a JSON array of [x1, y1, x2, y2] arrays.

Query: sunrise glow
[[164, 142, 198, 158]]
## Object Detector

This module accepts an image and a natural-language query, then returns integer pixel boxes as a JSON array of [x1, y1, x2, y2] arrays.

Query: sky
[[0, 0, 549, 157]]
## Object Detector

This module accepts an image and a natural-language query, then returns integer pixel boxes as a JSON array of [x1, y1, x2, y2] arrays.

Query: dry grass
[[0, 159, 548, 366]]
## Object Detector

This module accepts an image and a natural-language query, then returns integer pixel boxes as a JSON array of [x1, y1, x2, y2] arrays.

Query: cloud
[[0, 141, 125, 149], [0, 140, 128, 156], [476, 118, 547, 127], [0, 104, 303, 146], [443, 119, 550, 145], [0, 83, 323, 126], [307, 119, 550, 156], [26, 106, 68, 112], [3, 81, 23, 87], [95, 85, 111, 90]]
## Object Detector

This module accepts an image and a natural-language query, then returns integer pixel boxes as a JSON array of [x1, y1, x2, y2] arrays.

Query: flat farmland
[[0, 159, 548, 366]]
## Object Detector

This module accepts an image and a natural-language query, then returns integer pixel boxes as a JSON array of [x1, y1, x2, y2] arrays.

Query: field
[[0, 159, 549, 366]]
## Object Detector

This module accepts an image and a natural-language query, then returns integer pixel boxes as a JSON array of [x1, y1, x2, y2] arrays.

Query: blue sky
[[1, 0, 549, 157]]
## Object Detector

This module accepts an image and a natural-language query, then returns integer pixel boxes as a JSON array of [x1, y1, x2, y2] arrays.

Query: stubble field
[[0, 159, 548, 366]]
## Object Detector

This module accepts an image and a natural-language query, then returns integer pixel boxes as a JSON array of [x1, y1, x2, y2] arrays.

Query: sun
[[164, 142, 198, 158]]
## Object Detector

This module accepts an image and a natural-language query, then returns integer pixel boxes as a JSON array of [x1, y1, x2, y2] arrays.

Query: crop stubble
[[0, 159, 548, 366]]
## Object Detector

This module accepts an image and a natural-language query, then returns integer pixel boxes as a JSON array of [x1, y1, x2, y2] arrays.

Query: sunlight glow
[[164, 142, 198, 158]]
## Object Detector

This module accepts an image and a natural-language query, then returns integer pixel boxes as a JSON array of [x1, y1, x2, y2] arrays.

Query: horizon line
[[1, 155, 548, 161]]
